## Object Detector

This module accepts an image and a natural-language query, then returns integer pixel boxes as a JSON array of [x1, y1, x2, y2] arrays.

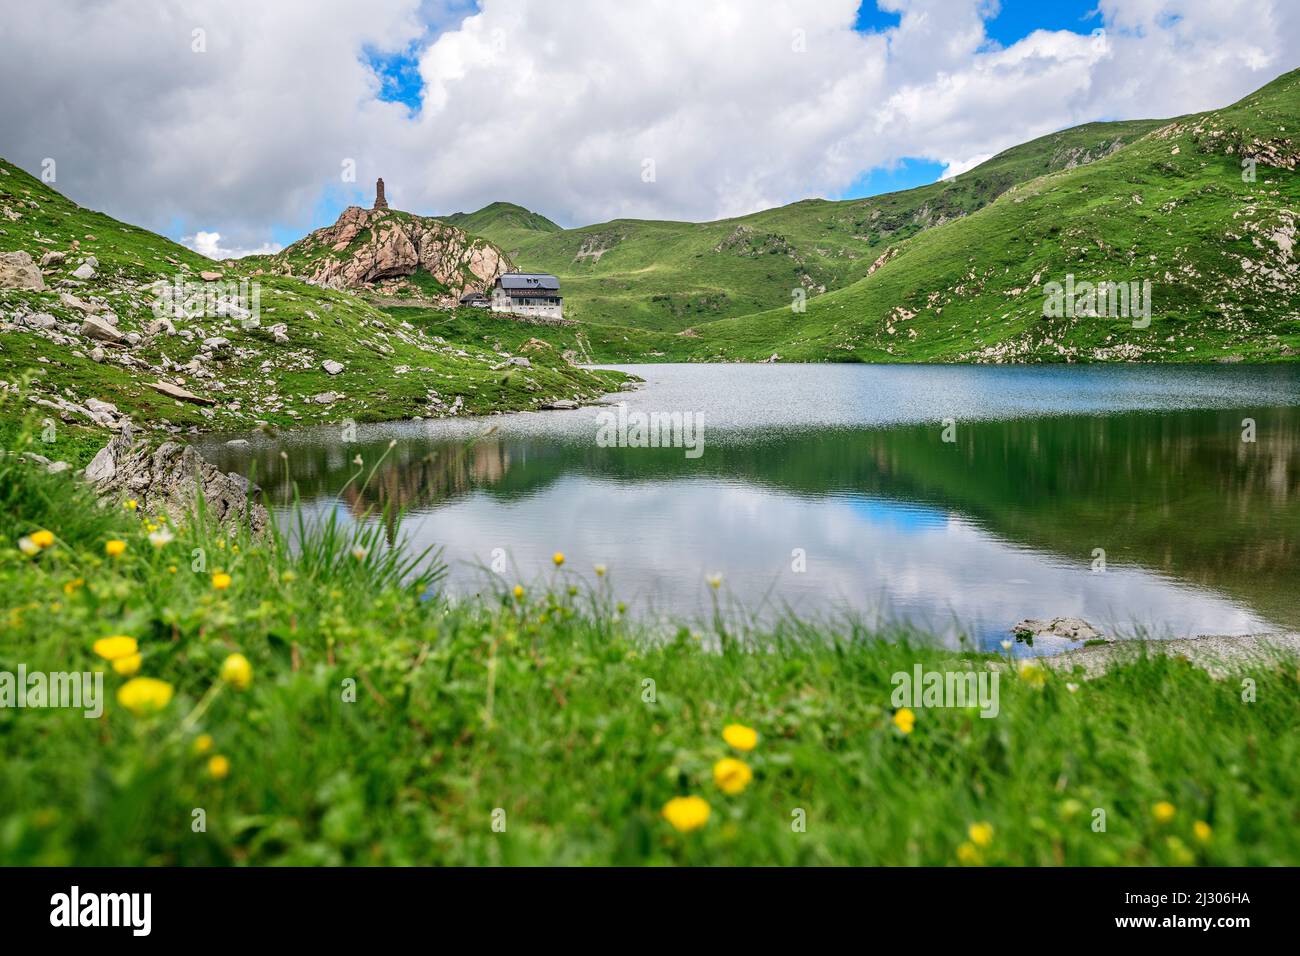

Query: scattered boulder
[[59, 291, 96, 313], [313, 391, 339, 405], [71, 256, 97, 280], [505, 356, 531, 368], [39, 250, 66, 268], [199, 271, 223, 281], [20, 312, 57, 330], [0, 251, 46, 290], [148, 380, 217, 406], [321, 359, 344, 375], [80, 316, 125, 343]]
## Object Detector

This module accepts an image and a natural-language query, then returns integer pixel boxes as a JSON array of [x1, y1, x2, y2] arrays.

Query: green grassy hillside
[[0, 158, 629, 464], [676, 69, 1300, 363], [451, 120, 1162, 332]]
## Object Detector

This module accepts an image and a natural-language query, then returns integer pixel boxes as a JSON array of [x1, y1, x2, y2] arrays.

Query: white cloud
[[939, 153, 994, 181], [183, 231, 281, 261], [0, 0, 1296, 250]]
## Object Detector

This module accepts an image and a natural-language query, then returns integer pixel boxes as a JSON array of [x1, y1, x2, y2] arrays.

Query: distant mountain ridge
[[446, 119, 1164, 331], [442, 67, 1300, 363]]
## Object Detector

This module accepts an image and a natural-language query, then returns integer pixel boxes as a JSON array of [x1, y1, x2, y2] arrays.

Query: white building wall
[[490, 290, 564, 319]]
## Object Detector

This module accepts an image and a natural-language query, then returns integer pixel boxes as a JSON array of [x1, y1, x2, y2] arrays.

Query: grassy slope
[[451, 122, 1162, 333], [677, 70, 1300, 363], [2, 442, 1298, 865], [0, 158, 628, 466]]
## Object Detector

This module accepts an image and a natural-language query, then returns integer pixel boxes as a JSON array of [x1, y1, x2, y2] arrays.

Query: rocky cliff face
[[268, 206, 512, 299]]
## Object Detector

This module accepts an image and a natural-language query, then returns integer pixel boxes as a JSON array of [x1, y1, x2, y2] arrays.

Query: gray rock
[[84, 430, 268, 533], [71, 258, 96, 281], [506, 356, 531, 368], [321, 359, 344, 375], [0, 251, 46, 291], [85, 398, 119, 417], [59, 292, 95, 313], [80, 316, 124, 343], [20, 312, 57, 330], [313, 391, 339, 404], [148, 380, 217, 406], [39, 250, 66, 268], [1011, 617, 1107, 646]]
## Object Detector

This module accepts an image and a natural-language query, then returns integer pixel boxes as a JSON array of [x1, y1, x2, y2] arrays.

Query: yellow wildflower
[[219, 653, 252, 691], [117, 677, 174, 716], [713, 757, 753, 795], [513, 584, 524, 601], [30, 529, 55, 549], [1153, 801, 1177, 824], [112, 654, 142, 677], [105, 539, 126, 557], [124, 499, 138, 511], [193, 733, 214, 755], [1193, 821, 1212, 843], [956, 842, 982, 865], [552, 551, 565, 567], [1018, 661, 1047, 688], [661, 795, 710, 833], [722, 723, 758, 752], [968, 822, 994, 847], [92, 635, 138, 661], [893, 707, 916, 734], [707, 574, 722, 589], [211, 572, 232, 590], [594, 564, 606, 577], [208, 755, 230, 779]]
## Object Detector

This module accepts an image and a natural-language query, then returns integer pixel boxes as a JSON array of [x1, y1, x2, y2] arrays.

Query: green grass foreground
[[2, 435, 1298, 866]]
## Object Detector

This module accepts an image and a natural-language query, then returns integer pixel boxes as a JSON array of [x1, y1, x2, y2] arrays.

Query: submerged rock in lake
[[1012, 617, 1108, 647]]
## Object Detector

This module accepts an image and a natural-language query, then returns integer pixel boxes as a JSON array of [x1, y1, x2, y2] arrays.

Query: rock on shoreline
[[84, 429, 269, 533]]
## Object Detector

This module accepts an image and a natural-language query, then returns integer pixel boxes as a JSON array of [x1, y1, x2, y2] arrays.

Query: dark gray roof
[[496, 272, 560, 291], [459, 291, 488, 301]]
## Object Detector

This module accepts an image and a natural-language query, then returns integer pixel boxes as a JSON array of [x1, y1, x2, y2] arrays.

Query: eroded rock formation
[[269, 205, 511, 299]]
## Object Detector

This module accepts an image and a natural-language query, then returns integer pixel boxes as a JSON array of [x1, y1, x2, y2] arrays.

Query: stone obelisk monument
[[373, 177, 389, 210]]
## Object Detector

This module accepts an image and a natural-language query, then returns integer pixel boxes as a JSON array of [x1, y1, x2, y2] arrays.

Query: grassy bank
[[2, 424, 1298, 866]]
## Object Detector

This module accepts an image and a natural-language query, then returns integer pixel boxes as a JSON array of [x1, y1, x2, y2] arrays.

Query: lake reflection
[[201, 364, 1300, 652]]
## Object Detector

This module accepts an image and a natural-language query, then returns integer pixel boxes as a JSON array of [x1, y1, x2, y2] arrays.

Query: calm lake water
[[201, 364, 1300, 654]]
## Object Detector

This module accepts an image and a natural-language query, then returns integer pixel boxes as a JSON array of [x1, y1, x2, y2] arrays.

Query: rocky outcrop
[[269, 206, 512, 298], [0, 250, 45, 290], [84, 429, 269, 533]]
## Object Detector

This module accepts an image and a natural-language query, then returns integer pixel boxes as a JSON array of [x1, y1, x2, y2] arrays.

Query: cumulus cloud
[[0, 0, 1296, 250], [183, 231, 281, 260]]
